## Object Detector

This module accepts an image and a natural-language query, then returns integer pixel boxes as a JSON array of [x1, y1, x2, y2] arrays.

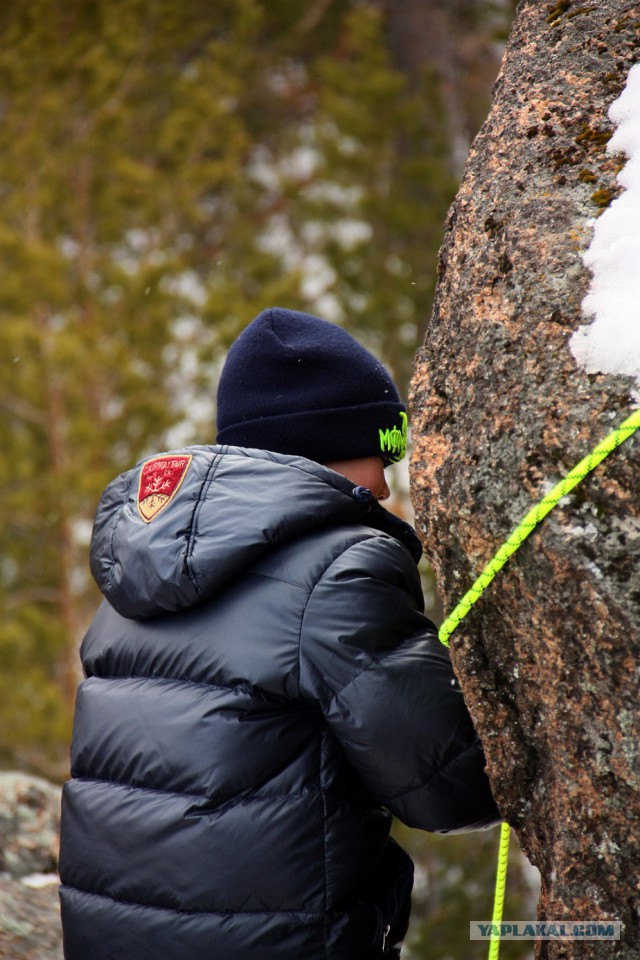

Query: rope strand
[[488, 822, 511, 960], [435, 407, 640, 960], [439, 407, 640, 646]]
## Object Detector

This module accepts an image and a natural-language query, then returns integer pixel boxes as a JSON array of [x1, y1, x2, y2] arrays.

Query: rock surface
[[0, 773, 62, 960], [410, 2, 640, 957]]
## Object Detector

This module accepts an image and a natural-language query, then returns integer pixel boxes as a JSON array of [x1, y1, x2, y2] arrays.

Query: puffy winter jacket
[[59, 445, 499, 960]]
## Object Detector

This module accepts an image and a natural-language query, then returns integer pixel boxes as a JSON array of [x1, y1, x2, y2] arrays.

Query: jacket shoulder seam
[[296, 531, 394, 699], [246, 569, 311, 591]]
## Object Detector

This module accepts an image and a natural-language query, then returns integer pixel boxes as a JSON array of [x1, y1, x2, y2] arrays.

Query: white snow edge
[[20, 872, 59, 889], [569, 62, 640, 381]]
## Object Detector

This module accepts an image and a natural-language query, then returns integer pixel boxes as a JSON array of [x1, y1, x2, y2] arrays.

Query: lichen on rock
[[410, 1, 640, 954]]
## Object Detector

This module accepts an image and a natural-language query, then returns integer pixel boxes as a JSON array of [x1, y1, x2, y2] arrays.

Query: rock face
[[0, 773, 63, 960], [410, 2, 640, 956]]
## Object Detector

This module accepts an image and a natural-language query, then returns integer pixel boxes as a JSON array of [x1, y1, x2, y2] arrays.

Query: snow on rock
[[570, 63, 640, 381]]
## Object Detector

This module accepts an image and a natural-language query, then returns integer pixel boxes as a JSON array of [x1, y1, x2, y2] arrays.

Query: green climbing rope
[[488, 821, 511, 960], [439, 406, 640, 647], [436, 405, 640, 960]]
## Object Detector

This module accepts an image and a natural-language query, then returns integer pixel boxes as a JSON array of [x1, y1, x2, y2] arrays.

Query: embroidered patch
[[379, 411, 407, 463], [137, 454, 192, 523]]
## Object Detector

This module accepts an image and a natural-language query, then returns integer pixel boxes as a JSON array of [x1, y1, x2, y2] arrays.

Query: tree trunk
[[383, 0, 514, 174], [409, 2, 640, 956]]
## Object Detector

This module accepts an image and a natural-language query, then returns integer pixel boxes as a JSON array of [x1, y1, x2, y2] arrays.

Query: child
[[59, 307, 499, 960]]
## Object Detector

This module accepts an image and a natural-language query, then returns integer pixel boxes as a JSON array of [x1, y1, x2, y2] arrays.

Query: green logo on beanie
[[379, 411, 407, 463]]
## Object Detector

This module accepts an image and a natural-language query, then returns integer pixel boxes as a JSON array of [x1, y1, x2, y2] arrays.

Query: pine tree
[[1, 0, 492, 774], [0, 0, 298, 771], [0, 4, 525, 957]]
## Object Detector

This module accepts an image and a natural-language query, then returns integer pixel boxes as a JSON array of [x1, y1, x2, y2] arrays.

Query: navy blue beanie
[[216, 307, 407, 465]]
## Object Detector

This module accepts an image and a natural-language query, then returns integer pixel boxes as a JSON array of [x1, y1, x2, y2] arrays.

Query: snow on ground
[[570, 63, 640, 381]]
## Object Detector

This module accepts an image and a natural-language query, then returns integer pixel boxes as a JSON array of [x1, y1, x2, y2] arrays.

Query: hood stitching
[[104, 471, 136, 600], [184, 449, 225, 597]]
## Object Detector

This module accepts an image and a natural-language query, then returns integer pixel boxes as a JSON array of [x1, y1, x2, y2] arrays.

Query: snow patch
[[20, 872, 59, 889], [570, 63, 640, 380]]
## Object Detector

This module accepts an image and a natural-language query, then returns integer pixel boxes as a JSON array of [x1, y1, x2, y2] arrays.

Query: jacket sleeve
[[298, 534, 500, 833]]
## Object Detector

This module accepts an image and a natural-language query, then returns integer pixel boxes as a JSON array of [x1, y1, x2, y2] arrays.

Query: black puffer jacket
[[59, 445, 499, 960]]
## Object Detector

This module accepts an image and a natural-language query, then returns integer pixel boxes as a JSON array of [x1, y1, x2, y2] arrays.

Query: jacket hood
[[90, 445, 422, 620]]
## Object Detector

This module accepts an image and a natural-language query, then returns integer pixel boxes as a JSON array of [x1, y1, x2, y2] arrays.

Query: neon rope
[[435, 406, 640, 960], [488, 821, 511, 960], [439, 407, 640, 646]]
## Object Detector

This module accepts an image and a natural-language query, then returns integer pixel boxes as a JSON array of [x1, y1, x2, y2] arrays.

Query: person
[[59, 307, 500, 960]]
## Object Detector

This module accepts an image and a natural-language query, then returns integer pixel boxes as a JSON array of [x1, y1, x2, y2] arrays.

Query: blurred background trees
[[0, 0, 537, 955]]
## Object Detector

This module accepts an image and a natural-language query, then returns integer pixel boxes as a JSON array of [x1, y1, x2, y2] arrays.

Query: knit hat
[[216, 307, 407, 465]]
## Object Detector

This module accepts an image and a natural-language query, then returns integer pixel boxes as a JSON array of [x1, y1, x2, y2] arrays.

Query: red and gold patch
[[137, 454, 193, 523]]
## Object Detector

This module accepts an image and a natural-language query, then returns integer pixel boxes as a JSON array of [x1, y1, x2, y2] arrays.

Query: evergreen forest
[[0, 2, 537, 956]]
